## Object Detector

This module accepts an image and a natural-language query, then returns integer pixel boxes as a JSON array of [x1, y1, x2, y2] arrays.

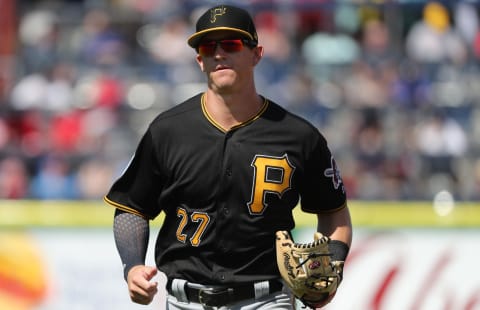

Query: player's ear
[[252, 46, 263, 66], [196, 54, 206, 72]]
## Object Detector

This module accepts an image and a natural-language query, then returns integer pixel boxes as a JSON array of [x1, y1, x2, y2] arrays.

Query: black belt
[[167, 279, 283, 307]]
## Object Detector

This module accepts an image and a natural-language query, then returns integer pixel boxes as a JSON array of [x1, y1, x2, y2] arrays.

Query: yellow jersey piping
[[103, 196, 150, 219], [201, 93, 268, 133]]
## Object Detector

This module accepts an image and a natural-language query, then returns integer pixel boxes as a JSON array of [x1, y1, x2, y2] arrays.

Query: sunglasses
[[197, 38, 256, 57]]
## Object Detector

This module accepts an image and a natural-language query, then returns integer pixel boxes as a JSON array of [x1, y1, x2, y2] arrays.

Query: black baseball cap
[[187, 5, 258, 48]]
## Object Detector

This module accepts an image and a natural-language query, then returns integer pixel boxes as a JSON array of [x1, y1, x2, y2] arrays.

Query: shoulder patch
[[324, 156, 344, 193]]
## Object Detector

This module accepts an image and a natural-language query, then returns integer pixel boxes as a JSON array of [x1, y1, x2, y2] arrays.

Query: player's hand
[[126, 265, 158, 305]]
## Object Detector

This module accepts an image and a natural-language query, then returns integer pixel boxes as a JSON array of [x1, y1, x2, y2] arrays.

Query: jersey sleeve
[[300, 133, 347, 213], [104, 129, 163, 219]]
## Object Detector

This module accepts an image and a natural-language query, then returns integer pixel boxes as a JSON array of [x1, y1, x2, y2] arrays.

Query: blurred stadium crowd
[[0, 0, 479, 201]]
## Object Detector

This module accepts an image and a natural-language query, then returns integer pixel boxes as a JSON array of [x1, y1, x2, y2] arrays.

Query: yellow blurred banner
[[0, 200, 479, 228]]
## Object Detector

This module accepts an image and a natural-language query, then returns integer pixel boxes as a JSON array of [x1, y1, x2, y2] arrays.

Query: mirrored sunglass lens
[[198, 42, 216, 56], [219, 40, 243, 52], [198, 39, 244, 56]]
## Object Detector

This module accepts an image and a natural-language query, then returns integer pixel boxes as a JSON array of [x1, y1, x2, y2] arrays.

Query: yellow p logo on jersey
[[247, 154, 295, 215]]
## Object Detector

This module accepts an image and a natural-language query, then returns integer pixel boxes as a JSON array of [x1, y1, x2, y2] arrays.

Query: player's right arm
[[113, 209, 158, 305]]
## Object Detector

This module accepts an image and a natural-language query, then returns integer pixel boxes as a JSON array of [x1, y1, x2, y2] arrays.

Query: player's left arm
[[309, 203, 352, 308], [317, 203, 352, 276], [316, 202, 352, 249]]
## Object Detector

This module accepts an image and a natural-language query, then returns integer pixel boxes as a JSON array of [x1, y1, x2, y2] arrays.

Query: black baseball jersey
[[105, 93, 346, 285]]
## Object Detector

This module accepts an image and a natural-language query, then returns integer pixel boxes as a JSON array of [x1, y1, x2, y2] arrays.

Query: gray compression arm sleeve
[[113, 209, 150, 280]]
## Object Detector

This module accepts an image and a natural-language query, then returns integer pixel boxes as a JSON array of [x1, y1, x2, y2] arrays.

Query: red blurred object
[[50, 111, 83, 152], [474, 30, 480, 59], [95, 75, 123, 108], [0, 0, 16, 101]]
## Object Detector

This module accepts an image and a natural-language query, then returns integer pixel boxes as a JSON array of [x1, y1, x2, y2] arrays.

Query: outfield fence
[[1, 200, 479, 228], [1, 200, 479, 310]]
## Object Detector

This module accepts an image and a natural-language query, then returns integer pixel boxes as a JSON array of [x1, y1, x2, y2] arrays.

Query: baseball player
[[104, 4, 352, 309]]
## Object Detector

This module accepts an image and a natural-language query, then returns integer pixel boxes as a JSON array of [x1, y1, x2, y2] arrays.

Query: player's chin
[[211, 70, 236, 82], [212, 81, 238, 93]]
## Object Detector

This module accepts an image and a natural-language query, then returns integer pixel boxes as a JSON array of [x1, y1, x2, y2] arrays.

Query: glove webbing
[[296, 252, 332, 269]]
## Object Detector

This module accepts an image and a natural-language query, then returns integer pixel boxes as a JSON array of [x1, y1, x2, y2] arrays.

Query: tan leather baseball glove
[[275, 230, 344, 309]]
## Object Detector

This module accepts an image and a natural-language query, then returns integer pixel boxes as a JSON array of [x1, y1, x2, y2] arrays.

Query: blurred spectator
[[0, 157, 29, 199], [359, 19, 398, 71], [390, 59, 432, 109], [138, 15, 198, 83], [342, 61, 389, 108], [415, 110, 468, 164], [18, 9, 59, 73], [118, 0, 183, 18], [49, 110, 83, 154], [453, 2, 479, 48], [10, 73, 49, 111], [72, 69, 125, 111], [1, 1, 478, 202], [90, 71, 125, 109], [29, 155, 79, 200], [255, 11, 295, 83], [143, 16, 192, 65], [354, 110, 386, 171], [79, 107, 118, 157], [301, 30, 359, 80], [70, 8, 127, 67], [300, 4, 360, 81], [0, 117, 11, 153], [474, 30, 480, 60], [76, 158, 114, 199], [405, 1, 466, 72], [11, 110, 49, 158], [44, 62, 76, 112], [282, 70, 327, 128], [414, 109, 468, 196], [10, 62, 75, 112], [472, 107, 480, 153]]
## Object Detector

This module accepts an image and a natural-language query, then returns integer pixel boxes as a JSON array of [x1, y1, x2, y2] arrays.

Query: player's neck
[[204, 89, 263, 131]]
